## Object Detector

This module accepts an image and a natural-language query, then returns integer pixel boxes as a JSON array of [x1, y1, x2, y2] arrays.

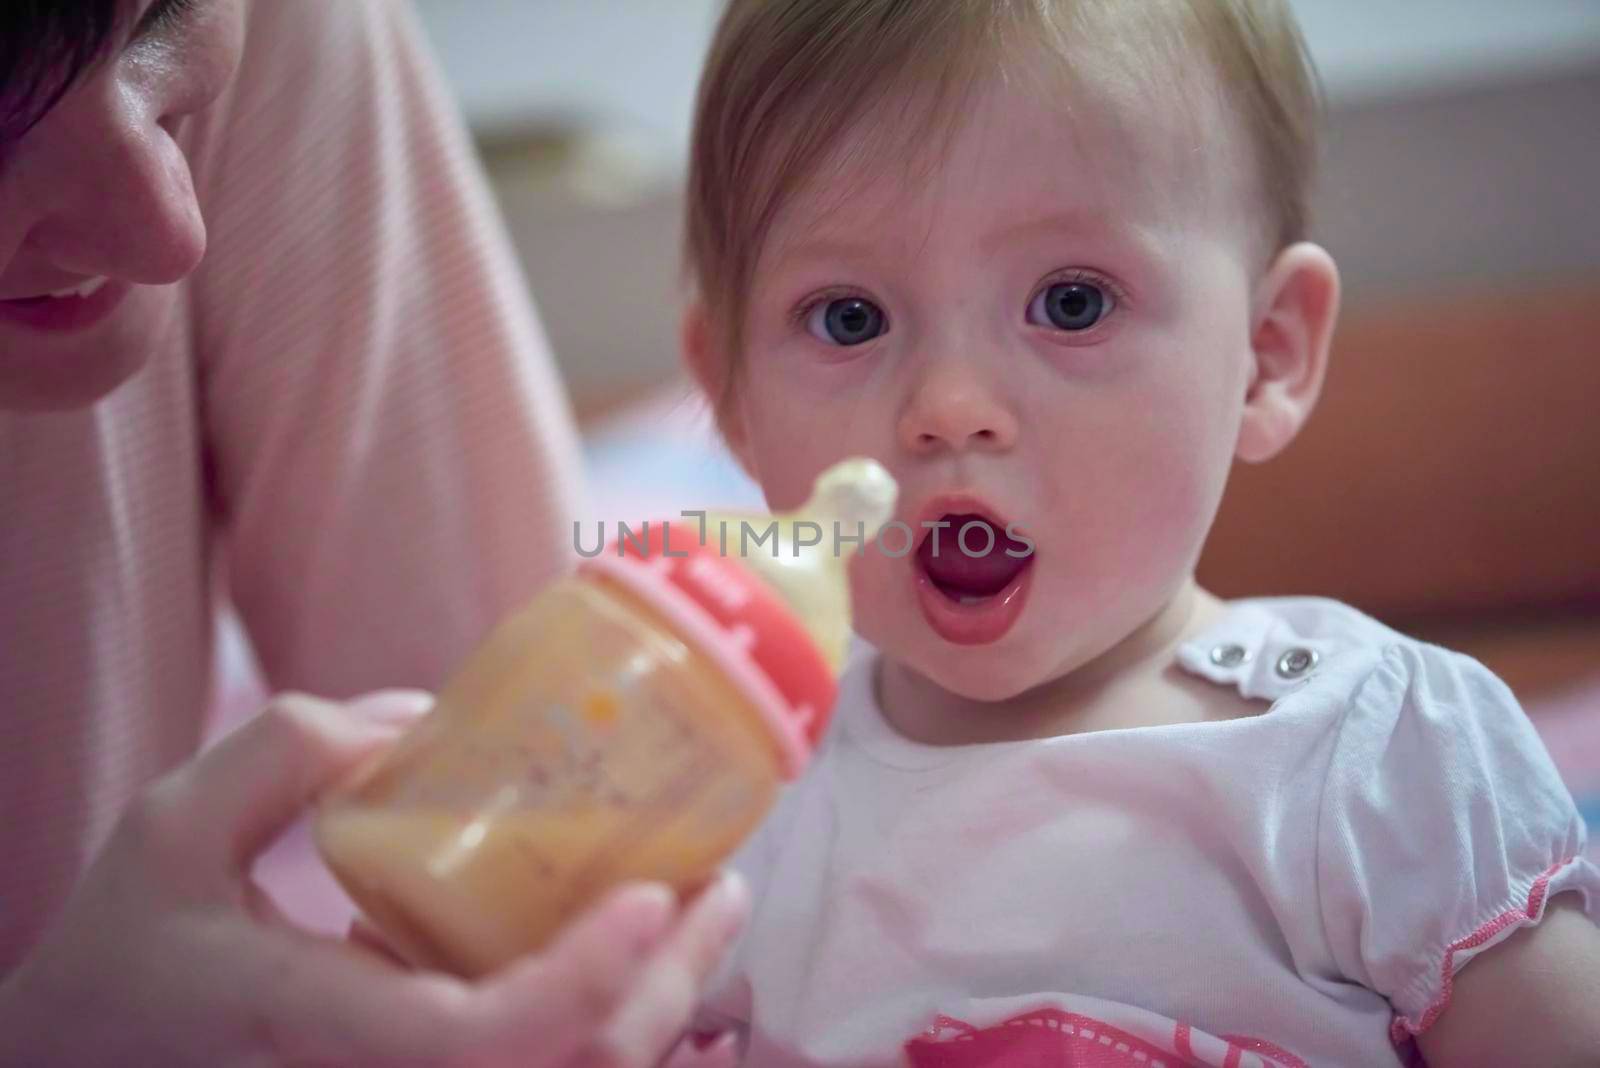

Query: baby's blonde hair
[[685, 0, 1322, 405]]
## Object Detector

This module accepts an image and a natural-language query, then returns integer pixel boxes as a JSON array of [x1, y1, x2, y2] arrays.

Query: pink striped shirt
[[0, 0, 583, 974]]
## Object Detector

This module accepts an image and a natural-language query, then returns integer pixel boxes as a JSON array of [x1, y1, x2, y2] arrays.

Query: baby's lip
[[908, 493, 1021, 548]]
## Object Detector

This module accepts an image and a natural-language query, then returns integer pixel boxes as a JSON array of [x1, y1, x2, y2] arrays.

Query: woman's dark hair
[[1, 1, 123, 143]]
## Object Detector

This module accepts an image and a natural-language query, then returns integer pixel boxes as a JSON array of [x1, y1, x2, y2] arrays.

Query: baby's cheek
[[1122, 382, 1234, 538], [739, 404, 843, 511], [1050, 424, 1222, 600], [1137, 457, 1221, 553], [844, 549, 904, 646]]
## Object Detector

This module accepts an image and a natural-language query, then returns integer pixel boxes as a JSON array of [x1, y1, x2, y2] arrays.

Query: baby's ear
[[680, 301, 756, 474], [1236, 242, 1341, 464]]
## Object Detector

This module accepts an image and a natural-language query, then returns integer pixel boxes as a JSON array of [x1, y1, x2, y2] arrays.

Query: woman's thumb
[[344, 689, 436, 726], [175, 690, 433, 870]]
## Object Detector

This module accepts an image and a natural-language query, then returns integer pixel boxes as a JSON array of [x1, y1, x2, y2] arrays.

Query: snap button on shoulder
[[1210, 643, 1251, 668], [1275, 647, 1319, 679]]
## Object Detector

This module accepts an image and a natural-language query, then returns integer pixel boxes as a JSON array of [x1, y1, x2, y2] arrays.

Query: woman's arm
[[188, 0, 585, 694], [1417, 896, 1600, 1068]]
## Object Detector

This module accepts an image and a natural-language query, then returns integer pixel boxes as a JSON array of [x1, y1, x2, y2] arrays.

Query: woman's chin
[[0, 345, 149, 411], [0, 296, 160, 411]]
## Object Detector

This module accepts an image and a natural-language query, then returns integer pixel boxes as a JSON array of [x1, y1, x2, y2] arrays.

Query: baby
[[673, 1, 1600, 1065]]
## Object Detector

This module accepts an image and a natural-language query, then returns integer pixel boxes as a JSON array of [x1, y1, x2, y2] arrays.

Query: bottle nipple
[[807, 458, 899, 535], [717, 458, 898, 674], [581, 457, 898, 777]]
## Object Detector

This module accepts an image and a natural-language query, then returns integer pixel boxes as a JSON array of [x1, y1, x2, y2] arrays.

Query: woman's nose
[[897, 354, 1020, 456], [26, 96, 207, 285]]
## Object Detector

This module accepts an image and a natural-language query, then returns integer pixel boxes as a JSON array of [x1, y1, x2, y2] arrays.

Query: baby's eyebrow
[[978, 209, 1156, 259], [772, 208, 1159, 271], [771, 236, 879, 270]]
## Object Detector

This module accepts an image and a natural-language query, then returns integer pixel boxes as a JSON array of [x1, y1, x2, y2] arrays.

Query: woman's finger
[[585, 871, 750, 1068], [464, 880, 680, 1062], [172, 691, 429, 871], [243, 927, 488, 1064], [257, 881, 680, 1064], [345, 916, 411, 969]]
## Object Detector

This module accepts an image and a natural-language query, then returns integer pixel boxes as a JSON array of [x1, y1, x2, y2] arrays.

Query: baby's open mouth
[[917, 513, 1033, 603]]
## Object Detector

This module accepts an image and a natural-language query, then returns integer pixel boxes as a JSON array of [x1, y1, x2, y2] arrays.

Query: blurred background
[[237, 0, 1600, 927]]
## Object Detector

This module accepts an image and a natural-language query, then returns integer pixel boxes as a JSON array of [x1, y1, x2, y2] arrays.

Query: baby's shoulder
[[1185, 595, 1547, 792], [1209, 594, 1497, 712], [1223, 594, 1420, 662], [1228, 598, 1564, 815]]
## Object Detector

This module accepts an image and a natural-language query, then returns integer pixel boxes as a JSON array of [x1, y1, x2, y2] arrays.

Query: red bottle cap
[[580, 522, 836, 779]]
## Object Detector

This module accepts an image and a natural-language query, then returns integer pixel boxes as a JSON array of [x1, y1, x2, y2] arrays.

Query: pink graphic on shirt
[[905, 1010, 1308, 1068], [1218, 1033, 1311, 1068]]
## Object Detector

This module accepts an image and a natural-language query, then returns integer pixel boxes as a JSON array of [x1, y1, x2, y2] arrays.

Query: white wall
[[413, 0, 1600, 158], [1319, 69, 1600, 301]]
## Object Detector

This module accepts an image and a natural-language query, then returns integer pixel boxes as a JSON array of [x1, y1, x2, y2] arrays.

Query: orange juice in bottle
[[314, 458, 897, 977]]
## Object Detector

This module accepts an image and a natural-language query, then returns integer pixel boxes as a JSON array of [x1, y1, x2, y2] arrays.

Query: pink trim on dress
[[1221, 1034, 1310, 1068], [1388, 856, 1577, 1044]]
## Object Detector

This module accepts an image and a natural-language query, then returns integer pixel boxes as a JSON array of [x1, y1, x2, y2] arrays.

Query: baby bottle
[[313, 458, 897, 978]]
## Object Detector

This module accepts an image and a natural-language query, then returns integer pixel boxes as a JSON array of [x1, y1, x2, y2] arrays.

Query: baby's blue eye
[[1027, 282, 1112, 332], [807, 298, 886, 346]]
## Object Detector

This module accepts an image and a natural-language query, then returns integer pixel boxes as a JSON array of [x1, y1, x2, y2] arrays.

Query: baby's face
[[730, 67, 1266, 701]]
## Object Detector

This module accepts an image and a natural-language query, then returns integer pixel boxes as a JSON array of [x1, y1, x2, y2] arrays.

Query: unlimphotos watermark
[[573, 511, 1034, 560]]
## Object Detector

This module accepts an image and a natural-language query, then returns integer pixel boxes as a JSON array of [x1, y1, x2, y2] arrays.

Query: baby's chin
[[872, 628, 1065, 705]]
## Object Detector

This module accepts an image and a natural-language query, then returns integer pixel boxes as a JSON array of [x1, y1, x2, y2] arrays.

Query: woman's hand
[[0, 692, 749, 1067]]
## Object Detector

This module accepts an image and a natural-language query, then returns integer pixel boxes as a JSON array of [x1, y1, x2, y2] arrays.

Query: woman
[[0, 1, 744, 1063]]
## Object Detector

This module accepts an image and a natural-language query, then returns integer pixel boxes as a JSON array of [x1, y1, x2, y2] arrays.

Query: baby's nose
[[898, 362, 1019, 455]]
